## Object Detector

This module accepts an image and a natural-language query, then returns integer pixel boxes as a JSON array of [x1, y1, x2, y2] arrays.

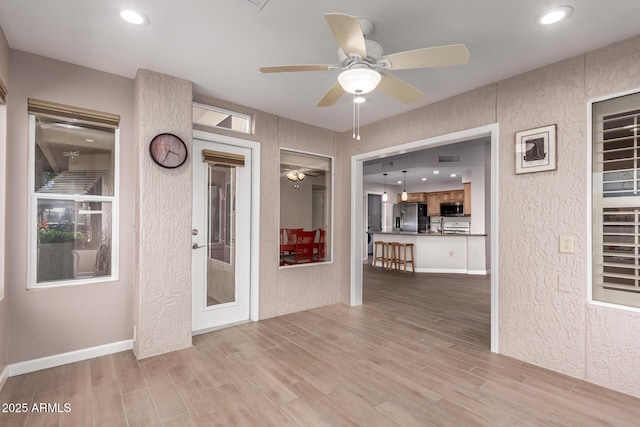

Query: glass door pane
[[206, 164, 235, 306]]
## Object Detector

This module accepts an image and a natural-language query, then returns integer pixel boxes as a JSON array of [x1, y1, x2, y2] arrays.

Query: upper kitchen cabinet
[[440, 190, 463, 202], [427, 192, 441, 216], [397, 192, 427, 203], [464, 183, 471, 215]]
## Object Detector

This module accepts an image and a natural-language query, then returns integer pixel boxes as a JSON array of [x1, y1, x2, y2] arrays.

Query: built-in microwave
[[440, 202, 464, 216]]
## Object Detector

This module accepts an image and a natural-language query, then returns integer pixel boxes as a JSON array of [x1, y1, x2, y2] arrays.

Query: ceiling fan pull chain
[[352, 94, 356, 139], [356, 100, 361, 140]]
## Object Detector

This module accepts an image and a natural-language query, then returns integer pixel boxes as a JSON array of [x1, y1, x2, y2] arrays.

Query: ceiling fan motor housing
[[338, 39, 384, 66]]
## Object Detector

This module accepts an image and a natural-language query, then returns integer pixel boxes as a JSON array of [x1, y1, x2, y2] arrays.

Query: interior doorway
[[350, 124, 499, 352]]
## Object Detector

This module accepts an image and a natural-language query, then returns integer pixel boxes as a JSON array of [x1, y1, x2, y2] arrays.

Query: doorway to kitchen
[[350, 123, 499, 352]]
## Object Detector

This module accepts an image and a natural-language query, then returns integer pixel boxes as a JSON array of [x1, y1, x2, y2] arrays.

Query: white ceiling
[[1, 1, 639, 132]]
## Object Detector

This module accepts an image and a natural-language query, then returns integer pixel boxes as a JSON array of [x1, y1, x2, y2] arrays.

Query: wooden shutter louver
[[27, 98, 120, 129], [202, 149, 245, 167]]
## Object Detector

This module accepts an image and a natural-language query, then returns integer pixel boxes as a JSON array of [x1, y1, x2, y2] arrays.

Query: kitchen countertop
[[372, 231, 487, 237]]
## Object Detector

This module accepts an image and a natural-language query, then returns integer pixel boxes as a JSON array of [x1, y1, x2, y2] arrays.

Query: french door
[[191, 138, 252, 332]]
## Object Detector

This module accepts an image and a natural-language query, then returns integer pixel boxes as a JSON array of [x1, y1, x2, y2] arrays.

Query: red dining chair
[[282, 230, 316, 265], [315, 229, 326, 262]]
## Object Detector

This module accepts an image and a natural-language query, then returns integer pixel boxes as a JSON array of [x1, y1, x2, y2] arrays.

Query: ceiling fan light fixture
[[338, 68, 381, 95], [286, 170, 305, 182]]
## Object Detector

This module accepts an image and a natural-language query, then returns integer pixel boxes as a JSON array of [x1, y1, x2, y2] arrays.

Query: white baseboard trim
[[415, 268, 468, 274], [467, 269, 489, 275], [7, 339, 133, 377], [0, 365, 8, 391]]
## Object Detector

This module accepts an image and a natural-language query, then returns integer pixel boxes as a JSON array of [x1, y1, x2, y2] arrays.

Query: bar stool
[[394, 243, 415, 273], [372, 241, 387, 269], [386, 242, 400, 271]]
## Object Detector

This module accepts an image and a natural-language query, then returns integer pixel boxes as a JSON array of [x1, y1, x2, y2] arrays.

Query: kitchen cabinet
[[440, 191, 463, 202], [427, 192, 441, 216], [397, 192, 427, 203], [464, 183, 471, 215]]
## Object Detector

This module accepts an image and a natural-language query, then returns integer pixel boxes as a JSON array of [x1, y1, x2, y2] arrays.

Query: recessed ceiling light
[[85, 138, 94, 143], [353, 96, 366, 104], [397, 180, 402, 184], [450, 173, 457, 177], [120, 9, 150, 26], [421, 177, 427, 181], [433, 170, 439, 174], [537, 6, 573, 25]]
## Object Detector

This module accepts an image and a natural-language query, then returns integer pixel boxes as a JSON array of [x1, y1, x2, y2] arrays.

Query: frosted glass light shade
[[401, 191, 408, 202], [382, 192, 388, 203], [338, 68, 381, 95]]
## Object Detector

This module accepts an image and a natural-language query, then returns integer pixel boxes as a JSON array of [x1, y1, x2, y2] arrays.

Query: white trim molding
[[0, 366, 8, 391], [7, 340, 133, 377]]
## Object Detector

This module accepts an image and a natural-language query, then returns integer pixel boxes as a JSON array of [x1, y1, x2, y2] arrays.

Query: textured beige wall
[[6, 51, 134, 363], [133, 70, 193, 359], [0, 25, 9, 376], [496, 55, 587, 377], [337, 35, 640, 397]]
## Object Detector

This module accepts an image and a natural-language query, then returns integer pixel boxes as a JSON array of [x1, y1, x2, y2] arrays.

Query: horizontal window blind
[[28, 98, 120, 129], [202, 149, 245, 167], [601, 207, 640, 293]]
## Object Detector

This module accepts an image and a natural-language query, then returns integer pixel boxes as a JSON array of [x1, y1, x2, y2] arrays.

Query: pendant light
[[382, 173, 388, 203], [401, 170, 408, 202]]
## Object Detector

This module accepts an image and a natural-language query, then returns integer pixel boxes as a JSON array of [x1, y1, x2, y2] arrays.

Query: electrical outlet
[[559, 235, 574, 253]]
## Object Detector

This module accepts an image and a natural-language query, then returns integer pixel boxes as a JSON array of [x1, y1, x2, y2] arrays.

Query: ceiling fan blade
[[324, 13, 367, 58], [260, 65, 334, 73], [377, 73, 424, 104], [381, 44, 469, 70], [316, 82, 345, 107]]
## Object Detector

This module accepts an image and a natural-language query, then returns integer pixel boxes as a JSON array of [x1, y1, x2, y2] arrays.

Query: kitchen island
[[372, 231, 488, 275]]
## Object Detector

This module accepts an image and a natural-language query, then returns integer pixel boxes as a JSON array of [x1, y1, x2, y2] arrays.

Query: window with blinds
[[592, 90, 640, 308], [27, 99, 120, 288]]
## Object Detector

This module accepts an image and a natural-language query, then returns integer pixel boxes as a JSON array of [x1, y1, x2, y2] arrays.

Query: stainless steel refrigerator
[[393, 203, 420, 232]]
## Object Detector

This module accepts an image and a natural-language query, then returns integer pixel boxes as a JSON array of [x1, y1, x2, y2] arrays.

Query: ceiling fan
[[259, 13, 470, 107]]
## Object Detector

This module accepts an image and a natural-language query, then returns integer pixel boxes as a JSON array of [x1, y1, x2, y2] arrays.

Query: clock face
[[149, 134, 188, 168]]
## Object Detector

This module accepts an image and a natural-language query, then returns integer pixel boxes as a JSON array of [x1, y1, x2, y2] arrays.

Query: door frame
[[193, 130, 260, 326], [350, 123, 499, 353]]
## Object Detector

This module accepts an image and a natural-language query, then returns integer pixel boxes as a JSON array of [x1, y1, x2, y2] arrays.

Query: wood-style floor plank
[[1, 264, 640, 426]]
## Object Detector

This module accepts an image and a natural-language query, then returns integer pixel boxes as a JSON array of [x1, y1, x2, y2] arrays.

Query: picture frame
[[515, 124, 557, 174]]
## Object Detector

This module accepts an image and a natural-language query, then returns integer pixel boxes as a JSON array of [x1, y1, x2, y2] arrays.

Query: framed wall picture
[[515, 124, 557, 174]]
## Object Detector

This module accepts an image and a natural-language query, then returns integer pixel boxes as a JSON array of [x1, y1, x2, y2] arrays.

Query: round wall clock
[[149, 133, 188, 168]]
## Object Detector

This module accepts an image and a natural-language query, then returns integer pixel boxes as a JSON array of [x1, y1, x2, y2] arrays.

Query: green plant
[[38, 229, 84, 244]]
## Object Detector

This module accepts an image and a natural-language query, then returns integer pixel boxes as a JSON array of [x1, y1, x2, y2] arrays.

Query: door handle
[[192, 243, 206, 249]]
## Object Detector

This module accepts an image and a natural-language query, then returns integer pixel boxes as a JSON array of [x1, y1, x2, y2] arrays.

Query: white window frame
[[193, 102, 252, 134], [588, 87, 640, 311], [278, 147, 334, 269], [27, 115, 119, 288]]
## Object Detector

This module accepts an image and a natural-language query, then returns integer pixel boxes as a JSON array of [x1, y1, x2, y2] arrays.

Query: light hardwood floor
[[1, 265, 640, 426]]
